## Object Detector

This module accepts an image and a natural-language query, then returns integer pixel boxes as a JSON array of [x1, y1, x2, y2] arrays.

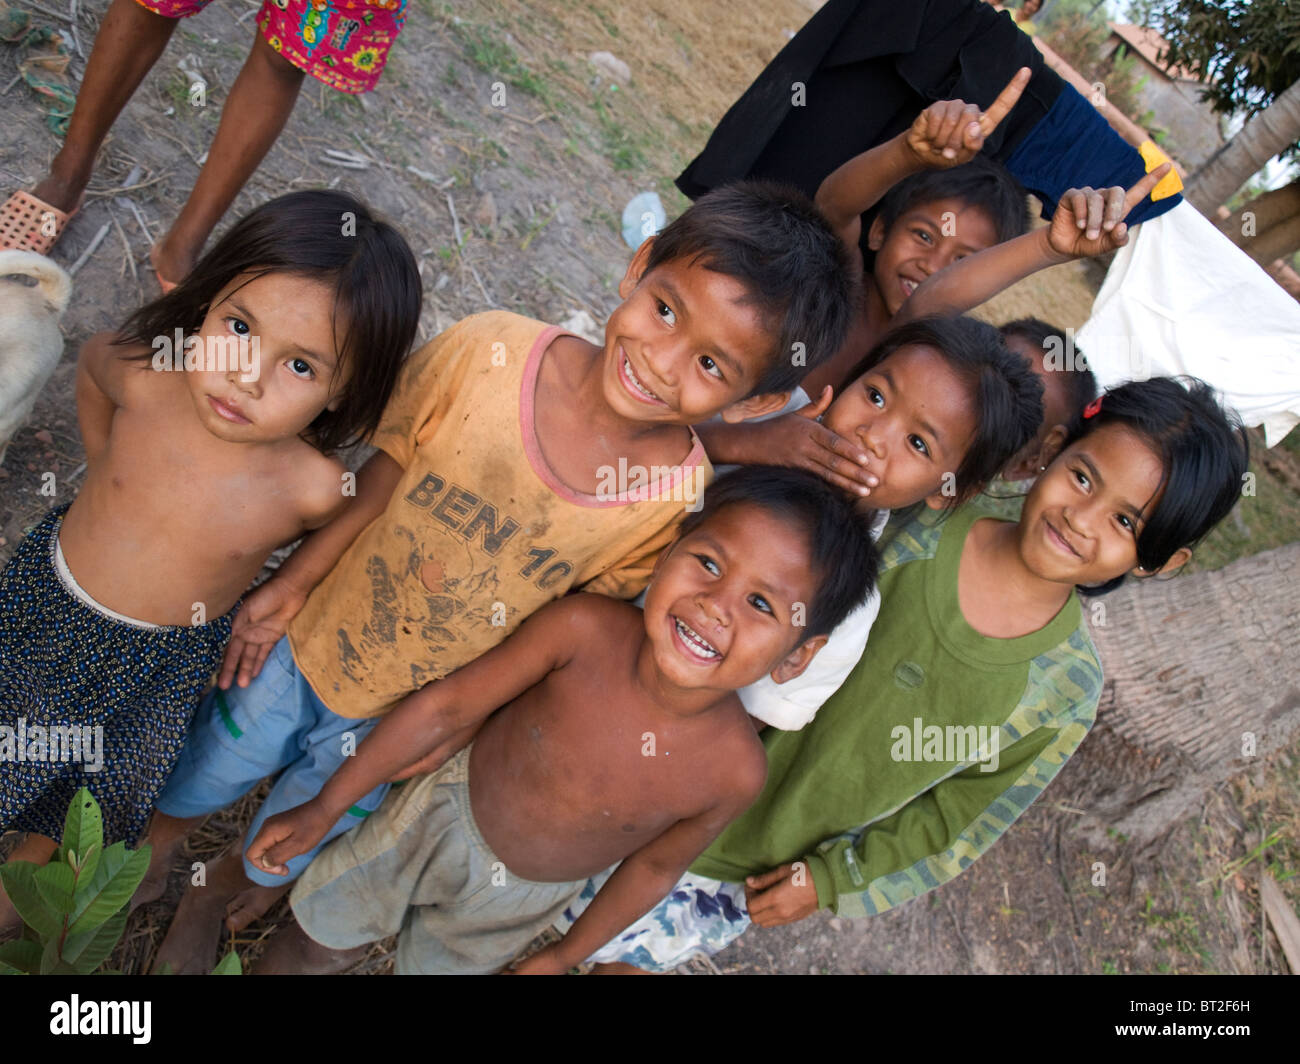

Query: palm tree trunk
[[1218, 178, 1300, 239], [1055, 541, 1300, 850], [1249, 212, 1300, 267], [1216, 178, 1300, 266], [1184, 79, 1300, 215]]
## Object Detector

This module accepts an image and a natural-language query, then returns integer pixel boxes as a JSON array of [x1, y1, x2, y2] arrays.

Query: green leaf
[[75, 842, 101, 891], [0, 939, 43, 974], [63, 906, 127, 973], [65, 843, 149, 939], [0, 961, 25, 975], [33, 862, 76, 915], [39, 934, 61, 975], [61, 788, 103, 862], [211, 950, 242, 975], [0, 862, 64, 938]]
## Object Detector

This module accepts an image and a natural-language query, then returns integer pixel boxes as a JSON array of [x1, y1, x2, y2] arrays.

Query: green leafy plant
[[0, 788, 239, 975]]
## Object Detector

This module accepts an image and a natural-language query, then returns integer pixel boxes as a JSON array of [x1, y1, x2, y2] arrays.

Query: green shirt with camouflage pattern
[[688, 500, 1103, 916]]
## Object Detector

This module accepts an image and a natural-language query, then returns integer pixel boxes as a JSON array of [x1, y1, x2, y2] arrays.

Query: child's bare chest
[[100, 406, 304, 551], [471, 676, 728, 877]]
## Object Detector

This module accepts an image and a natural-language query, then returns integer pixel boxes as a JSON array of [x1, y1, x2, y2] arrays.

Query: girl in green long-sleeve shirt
[[564, 374, 1247, 972]]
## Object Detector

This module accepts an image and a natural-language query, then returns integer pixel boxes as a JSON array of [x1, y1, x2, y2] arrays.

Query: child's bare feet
[[150, 847, 248, 974], [251, 918, 366, 975], [129, 812, 203, 914], [224, 881, 290, 933]]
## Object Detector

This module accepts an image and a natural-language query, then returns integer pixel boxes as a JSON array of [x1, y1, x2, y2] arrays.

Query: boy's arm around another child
[[897, 166, 1172, 327], [244, 595, 590, 875]]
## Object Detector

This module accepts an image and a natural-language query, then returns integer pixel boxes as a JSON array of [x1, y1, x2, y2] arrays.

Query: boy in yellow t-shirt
[[144, 181, 857, 972]]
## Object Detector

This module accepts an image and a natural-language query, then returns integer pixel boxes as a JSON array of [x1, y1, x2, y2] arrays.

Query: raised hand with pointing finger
[[894, 162, 1174, 327], [815, 67, 1032, 251], [1045, 164, 1172, 260], [903, 67, 1033, 170]]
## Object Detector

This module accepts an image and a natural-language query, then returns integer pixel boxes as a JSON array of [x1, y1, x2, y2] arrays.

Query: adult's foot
[[251, 918, 366, 975], [29, 169, 88, 217], [148, 237, 195, 291]]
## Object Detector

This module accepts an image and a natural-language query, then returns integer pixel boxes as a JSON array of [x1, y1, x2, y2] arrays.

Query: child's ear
[[866, 215, 887, 252], [922, 478, 959, 510], [719, 391, 791, 424], [1138, 546, 1191, 579], [1034, 424, 1069, 472], [770, 634, 829, 685], [618, 238, 656, 299]]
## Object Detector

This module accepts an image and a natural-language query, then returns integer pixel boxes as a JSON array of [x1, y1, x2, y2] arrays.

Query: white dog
[[0, 250, 72, 467]]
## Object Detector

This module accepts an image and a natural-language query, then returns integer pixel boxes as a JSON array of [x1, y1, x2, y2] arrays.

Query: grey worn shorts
[[291, 746, 586, 974]]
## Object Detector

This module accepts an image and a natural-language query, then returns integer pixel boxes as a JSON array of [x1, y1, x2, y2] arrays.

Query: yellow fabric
[[289, 311, 711, 718], [1138, 139, 1184, 200]]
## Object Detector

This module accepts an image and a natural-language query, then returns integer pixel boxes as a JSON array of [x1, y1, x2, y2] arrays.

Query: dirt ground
[[1, 0, 1297, 976]]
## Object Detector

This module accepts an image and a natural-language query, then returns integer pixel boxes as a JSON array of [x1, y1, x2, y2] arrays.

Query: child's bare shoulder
[[539, 591, 642, 640], [708, 705, 768, 808], [79, 331, 155, 405], [287, 445, 350, 530]]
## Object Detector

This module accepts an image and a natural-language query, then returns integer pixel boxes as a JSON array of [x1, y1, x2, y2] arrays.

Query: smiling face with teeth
[[640, 502, 827, 694], [600, 241, 795, 428], [865, 197, 1001, 318]]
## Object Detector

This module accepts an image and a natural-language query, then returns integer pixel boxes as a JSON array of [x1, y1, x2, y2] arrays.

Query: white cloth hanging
[[1078, 200, 1300, 447]]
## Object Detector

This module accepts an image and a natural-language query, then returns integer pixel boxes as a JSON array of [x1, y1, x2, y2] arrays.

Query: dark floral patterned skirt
[[0, 505, 235, 844]]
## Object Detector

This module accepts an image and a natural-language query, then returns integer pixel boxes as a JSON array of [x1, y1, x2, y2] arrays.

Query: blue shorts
[[155, 636, 389, 886]]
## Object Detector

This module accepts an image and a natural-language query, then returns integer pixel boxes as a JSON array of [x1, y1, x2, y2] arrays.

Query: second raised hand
[[1049, 163, 1172, 258], [906, 66, 1031, 166]]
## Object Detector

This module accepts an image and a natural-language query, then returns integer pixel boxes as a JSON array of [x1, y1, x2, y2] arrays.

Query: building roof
[[1107, 23, 1200, 82]]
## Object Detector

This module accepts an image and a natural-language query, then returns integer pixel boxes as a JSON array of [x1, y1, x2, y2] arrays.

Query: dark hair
[[1061, 377, 1249, 594], [1000, 317, 1098, 436], [677, 466, 878, 637], [846, 315, 1044, 503], [116, 189, 421, 453], [644, 181, 855, 397], [875, 155, 1029, 246]]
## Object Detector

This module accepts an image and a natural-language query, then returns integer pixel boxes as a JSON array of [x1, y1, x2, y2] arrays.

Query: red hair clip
[[1083, 396, 1104, 419]]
